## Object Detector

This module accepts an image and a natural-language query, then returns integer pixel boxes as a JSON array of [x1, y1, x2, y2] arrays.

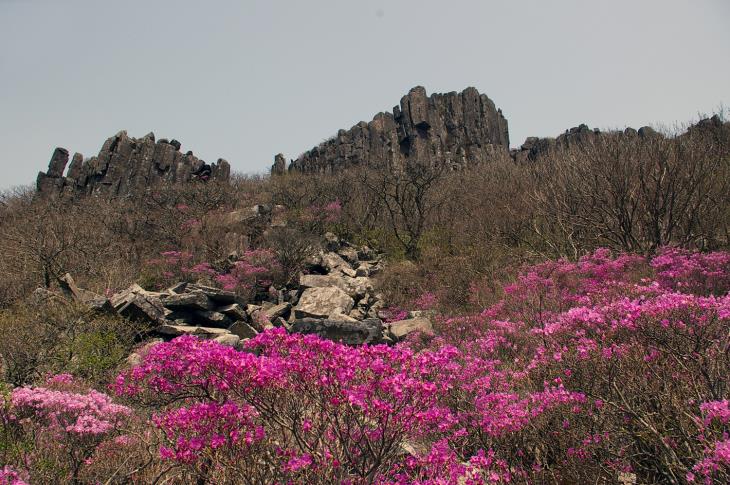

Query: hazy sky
[[1, 0, 728, 189]]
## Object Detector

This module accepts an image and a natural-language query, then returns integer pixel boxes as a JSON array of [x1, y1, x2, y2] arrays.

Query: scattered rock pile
[[44, 233, 434, 349]]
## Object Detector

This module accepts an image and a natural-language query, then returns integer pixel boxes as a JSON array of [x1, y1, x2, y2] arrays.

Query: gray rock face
[[290, 318, 384, 345], [510, 123, 669, 163], [47, 148, 70, 177], [37, 131, 230, 198], [294, 287, 354, 319], [275, 86, 510, 174], [163, 292, 215, 311], [271, 153, 287, 175]]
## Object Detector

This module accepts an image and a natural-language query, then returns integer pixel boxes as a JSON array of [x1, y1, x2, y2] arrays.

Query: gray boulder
[[193, 310, 231, 328], [163, 291, 215, 311], [217, 303, 247, 321], [387, 317, 434, 341], [156, 324, 231, 338], [213, 334, 241, 348], [294, 287, 354, 319], [290, 318, 384, 345], [229, 321, 259, 340]]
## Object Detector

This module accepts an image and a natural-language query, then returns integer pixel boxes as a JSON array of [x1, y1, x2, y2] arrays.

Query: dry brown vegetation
[[0, 118, 727, 314]]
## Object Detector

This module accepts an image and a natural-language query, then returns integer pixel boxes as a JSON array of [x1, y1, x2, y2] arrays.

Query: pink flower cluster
[[144, 248, 280, 298], [215, 248, 279, 292], [652, 247, 730, 295], [155, 401, 264, 463], [11, 386, 131, 436], [0, 467, 28, 485], [6, 247, 730, 483]]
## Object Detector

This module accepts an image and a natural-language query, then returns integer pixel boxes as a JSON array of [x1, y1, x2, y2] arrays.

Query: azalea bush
[[0, 247, 727, 484], [1, 374, 132, 484]]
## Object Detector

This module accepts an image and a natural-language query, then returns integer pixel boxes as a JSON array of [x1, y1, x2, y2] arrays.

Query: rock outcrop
[[510, 115, 729, 164], [39, 230, 433, 349], [510, 123, 663, 163], [37, 131, 230, 198], [275, 86, 510, 174]]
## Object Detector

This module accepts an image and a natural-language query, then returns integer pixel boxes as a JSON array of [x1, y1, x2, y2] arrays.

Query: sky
[[1, 0, 729, 190]]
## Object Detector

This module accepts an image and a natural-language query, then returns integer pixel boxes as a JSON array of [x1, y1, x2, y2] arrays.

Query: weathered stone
[[217, 303, 247, 321], [294, 287, 354, 319], [117, 294, 166, 325], [245, 304, 262, 316], [261, 302, 291, 320], [165, 310, 196, 325], [66, 152, 84, 181], [272, 316, 290, 329], [323, 232, 340, 251], [57, 273, 114, 313], [349, 308, 368, 320], [355, 263, 371, 277], [213, 334, 241, 348], [276, 86, 510, 174], [321, 252, 351, 273], [36, 131, 230, 198], [47, 147, 70, 177], [229, 321, 259, 339], [300, 273, 373, 300], [329, 311, 359, 322], [166, 282, 188, 294], [194, 310, 231, 328], [290, 318, 384, 345], [286, 289, 300, 306], [111, 284, 148, 309], [340, 267, 357, 278], [187, 284, 240, 304], [163, 292, 215, 311], [156, 324, 231, 338], [337, 247, 359, 265], [387, 317, 434, 340], [299, 274, 340, 289], [271, 153, 287, 176]]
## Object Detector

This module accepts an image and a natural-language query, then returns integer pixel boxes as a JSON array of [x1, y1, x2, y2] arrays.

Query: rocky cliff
[[274, 86, 510, 174], [37, 131, 230, 198]]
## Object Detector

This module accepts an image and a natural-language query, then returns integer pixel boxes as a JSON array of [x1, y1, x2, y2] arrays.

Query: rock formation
[[42, 230, 433, 348], [271, 85, 729, 175], [510, 115, 728, 163], [275, 86, 510, 174], [37, 131, 230, 198]]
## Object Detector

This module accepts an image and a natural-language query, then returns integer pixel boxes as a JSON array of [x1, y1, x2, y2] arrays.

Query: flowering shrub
[[651, 247, 730, 295], [2, 247, 729, 483], [4, 376, 132, 483], [0, 466, 28, 485], [215, 248, 281, 297]]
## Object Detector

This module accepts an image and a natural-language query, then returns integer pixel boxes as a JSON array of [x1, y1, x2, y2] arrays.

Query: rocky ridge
[[37, 131, 230, 198], [273, 87, 729, 174], [273, 86, 510, 174], [510, 114, 728, 163]]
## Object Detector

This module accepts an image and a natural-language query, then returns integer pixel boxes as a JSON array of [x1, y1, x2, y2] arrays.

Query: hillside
[[0, 87, 728, 484]]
